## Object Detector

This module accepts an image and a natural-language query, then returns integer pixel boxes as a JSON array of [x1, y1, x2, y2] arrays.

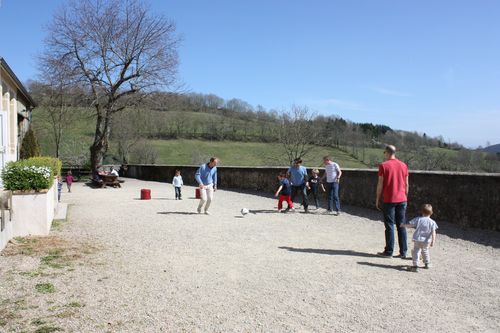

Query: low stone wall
[[125, 165, 500, 231]]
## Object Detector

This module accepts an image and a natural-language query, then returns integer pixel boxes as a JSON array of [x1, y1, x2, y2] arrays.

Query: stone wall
[[125, 165, 500, 231]]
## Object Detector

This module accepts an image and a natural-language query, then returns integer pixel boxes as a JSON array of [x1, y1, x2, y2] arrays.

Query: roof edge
[[0, 57, 37, 108]]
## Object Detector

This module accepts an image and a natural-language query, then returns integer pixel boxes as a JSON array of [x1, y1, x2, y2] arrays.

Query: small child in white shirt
[[172, 170, 184, 200], [402, 204, 438, 272]]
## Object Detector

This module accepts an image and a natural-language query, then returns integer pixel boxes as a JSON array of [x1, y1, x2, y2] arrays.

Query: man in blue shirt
[[195, 157, 219, 214], [287, 158, 309, 213]]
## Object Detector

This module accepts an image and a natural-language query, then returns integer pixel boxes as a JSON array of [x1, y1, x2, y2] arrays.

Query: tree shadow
[[157, 212, 199, 215], [357, 261, 408, 271], [278, 247, 381, 258]]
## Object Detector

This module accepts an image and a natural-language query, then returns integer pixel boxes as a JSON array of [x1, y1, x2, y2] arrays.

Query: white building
[[0, 57, 36, 173]]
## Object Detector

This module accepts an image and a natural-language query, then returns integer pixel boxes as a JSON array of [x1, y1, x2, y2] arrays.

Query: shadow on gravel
[[157, 212, 199, 215], [341, 205, 500, 249], [133, 198, 176, 200], [249, 209, 279, 214], [357, 261, 408, 271], [226, 190, 500, 249], [279, 247, 380, 258]]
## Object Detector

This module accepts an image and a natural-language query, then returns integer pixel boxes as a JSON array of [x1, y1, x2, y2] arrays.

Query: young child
[[402, 204, 438, 272], [308, 169, 325, 209], [57, 175, 63, 202], [172, 170, 184, 200], [66, 171, 74, 193], [275, 172, 294, 213]]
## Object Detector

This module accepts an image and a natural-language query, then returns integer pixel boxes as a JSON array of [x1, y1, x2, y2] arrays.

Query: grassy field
[[33, 107, 458, 169], [150, 139, 367, 168]]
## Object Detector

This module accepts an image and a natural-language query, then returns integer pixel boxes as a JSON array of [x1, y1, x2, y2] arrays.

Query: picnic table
[[93, 174, 121, 188]]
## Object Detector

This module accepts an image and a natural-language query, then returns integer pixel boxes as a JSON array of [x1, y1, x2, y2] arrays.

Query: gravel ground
[[1, 178, 499, 332]]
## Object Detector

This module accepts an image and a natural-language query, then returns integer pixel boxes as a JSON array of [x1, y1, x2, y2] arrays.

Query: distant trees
[[29, 63, 499, 171], [40, 0, 180, 170]]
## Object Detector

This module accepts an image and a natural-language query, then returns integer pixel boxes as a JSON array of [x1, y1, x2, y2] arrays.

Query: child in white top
[[172, 170, 184, 200], [402, 204, 438, 272]]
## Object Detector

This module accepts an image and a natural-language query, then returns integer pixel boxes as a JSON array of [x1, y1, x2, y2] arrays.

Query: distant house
[[0, 57, 36, 177]]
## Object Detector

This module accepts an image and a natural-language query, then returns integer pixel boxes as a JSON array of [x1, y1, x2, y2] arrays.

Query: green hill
[[30, 104, 499, 172], [150, 139, 367, 168]]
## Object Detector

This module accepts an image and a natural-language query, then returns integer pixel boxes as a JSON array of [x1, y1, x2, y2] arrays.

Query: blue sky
[[1, 0, 499, 148]]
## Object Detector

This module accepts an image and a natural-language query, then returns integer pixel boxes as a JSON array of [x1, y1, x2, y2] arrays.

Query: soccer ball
[[241, 208, 249, 216]]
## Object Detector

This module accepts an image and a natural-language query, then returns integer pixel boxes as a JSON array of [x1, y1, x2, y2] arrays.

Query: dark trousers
[[309, 187, 320, 208], [327, 182, 340, 212], [382, 202, 408, 255], [175, 186, 182, 199], [291, 185, 308, 210]]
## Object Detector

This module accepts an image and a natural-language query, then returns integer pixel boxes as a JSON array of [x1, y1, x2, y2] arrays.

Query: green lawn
[[151, 139, 367, 168]]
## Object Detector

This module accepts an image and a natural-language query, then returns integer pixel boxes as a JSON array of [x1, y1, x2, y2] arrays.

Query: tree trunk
[[89, 105, 114, 170]]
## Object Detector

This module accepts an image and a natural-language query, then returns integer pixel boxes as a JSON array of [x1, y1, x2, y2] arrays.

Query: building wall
[[0, 71, 20, 164], [125, 164, 500, 231]]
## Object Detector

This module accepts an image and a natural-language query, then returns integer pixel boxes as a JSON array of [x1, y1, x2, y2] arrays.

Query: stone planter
[[11, 180, 57, 237]]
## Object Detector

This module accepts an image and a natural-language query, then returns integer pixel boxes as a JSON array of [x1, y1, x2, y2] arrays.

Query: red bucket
[[141, 189, 151, 200], [195, 188, 201, 199]]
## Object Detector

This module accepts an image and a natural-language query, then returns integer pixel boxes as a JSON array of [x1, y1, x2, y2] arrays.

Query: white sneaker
[[204, 210, 211, 215]]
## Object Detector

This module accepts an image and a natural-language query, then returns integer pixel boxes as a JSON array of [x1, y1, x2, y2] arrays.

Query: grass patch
[[40, 249, 71, 269], [35, 283, 56, 294], [55, 310, 75, 319], [13, 236, 30, 244], [51, 219, 67, 231], [19, 269, 50, 278], [32, 318, 47, 326], [3, 236, 67, 257], [3, 236, 99, 272], [0, 308, 17, 326], [67, 302, 84, 308], [34, 325, 63, 333], [0, 298, 25, 327]]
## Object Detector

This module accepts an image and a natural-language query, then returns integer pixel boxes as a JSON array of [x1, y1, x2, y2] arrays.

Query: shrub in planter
[[2, 160, 55, 191], [27, 157, 62, 177]]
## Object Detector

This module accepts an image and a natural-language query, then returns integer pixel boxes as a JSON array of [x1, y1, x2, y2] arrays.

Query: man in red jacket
[[376, 145, 409, 258]]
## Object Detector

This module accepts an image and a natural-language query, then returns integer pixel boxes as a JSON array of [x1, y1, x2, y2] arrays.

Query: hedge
[[27, 157, 62, 177], [1, 157, 62, 191]]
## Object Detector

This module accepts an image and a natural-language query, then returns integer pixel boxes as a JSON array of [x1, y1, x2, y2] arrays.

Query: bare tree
[[277, 105, 317, 164], [129, 139, 159, 164], [28, 80, 85, 158], [40, 0, 179, 169], [111, 108, 145, 164]]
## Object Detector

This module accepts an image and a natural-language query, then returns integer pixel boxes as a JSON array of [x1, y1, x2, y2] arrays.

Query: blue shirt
[[195, 163, 217, 186], [280, 178, 291, 195], [287, 165, 308, 186]]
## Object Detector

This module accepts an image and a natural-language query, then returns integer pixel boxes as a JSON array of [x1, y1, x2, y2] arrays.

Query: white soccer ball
[[241, 208, 249, 216]]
